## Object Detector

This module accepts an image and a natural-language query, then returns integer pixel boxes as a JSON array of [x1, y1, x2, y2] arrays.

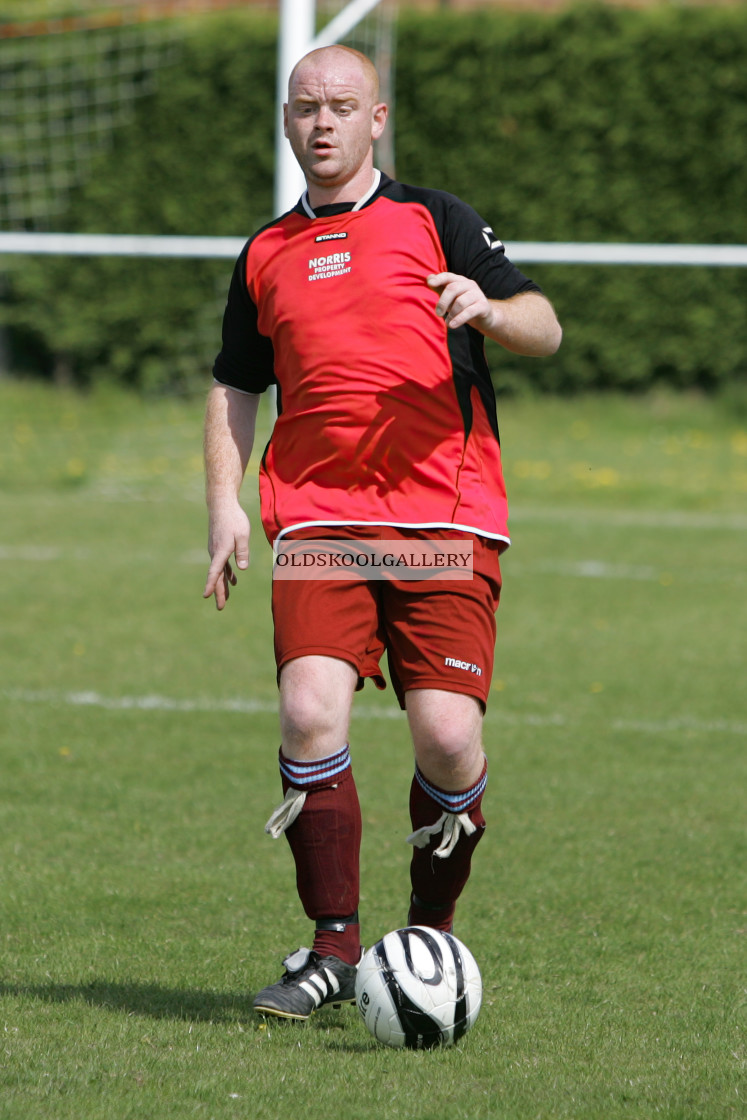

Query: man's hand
[[427, 272, 562, 356], [427, 272, 497, 333], [203, 501, 251, 610], [202, 384, 260, 610]]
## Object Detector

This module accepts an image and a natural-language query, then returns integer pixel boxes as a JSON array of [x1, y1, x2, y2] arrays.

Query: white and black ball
[[355, 926, 482, 1049]]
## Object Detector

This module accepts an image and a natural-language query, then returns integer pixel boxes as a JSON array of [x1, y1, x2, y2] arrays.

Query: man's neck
[[305, 166, 378, 211]]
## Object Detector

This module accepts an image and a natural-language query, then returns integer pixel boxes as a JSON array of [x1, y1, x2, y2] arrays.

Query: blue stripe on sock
[[415, 766, 487, 814], [279, 744, 351, 788]]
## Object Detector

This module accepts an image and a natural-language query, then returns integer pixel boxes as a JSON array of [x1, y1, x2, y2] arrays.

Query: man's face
[[284, 50, 387, 195]]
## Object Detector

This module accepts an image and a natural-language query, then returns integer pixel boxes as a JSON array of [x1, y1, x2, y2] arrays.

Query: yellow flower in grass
[[686, 429, 711, 450], [14, 421, 34, 445], [571, 463, 620, 488], [731, 431, 747, 457], [66, 457, 86, 479], [514, 459, 552, 480], [591, 467, 620, 488]]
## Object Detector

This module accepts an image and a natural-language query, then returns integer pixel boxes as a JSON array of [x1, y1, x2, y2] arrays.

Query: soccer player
[[203, 45, 561, 1020]]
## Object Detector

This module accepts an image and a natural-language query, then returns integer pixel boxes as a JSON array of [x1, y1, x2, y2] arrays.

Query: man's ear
[[372, 102, 388, 141]]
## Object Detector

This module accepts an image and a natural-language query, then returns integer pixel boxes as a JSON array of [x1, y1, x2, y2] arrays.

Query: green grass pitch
[[0, 382, 745, 1119]]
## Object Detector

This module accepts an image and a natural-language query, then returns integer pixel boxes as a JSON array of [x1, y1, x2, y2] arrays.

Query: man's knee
[[407, 689, 481, 752], [406, 688, 484, 786], [279, 655, 357, 757], [280, 693, 339, 750]]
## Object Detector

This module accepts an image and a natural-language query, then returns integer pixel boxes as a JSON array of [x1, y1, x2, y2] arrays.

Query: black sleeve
[[212, 245, 276, 393], [438, 193, 541, 301]]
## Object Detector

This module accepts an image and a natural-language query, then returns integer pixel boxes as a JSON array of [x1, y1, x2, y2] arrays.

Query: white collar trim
[[301, 168, 381, 219]]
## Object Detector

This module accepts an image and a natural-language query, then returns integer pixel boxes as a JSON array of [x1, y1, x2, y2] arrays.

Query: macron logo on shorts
[[444, 656, 482, 677]]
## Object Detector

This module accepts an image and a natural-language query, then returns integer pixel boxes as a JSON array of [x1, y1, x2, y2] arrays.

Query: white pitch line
[[3, 688, 745, 737], [1, 687, 560, 726], [0, 545, 201, 564], [512, 558, 743, 584], [0, 546, 65, 561], [510, 506, 747, 532], [1, 546, 742, 587], [0, 548, 666, 580], [613, 716, 747, 736], [524, 559, 660, 582], [0, 688, 404, 720], [0, 689, 276, 715]]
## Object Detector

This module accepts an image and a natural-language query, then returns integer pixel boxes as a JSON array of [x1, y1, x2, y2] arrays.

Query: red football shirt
[[213, 172, 540, 546]]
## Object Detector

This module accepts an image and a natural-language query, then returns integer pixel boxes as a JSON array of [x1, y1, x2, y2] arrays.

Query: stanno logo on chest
[[307, 249, 352, 282]]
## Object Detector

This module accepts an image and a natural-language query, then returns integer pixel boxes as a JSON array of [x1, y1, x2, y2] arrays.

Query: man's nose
[[315, 105, 334, 129]]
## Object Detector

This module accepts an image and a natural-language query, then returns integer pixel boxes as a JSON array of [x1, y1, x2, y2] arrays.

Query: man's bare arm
[[203, 384, 261, 610], [428, 273, 562, 356]]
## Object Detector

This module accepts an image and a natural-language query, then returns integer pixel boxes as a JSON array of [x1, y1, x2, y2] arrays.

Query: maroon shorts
[[271, 527, 502, 709]]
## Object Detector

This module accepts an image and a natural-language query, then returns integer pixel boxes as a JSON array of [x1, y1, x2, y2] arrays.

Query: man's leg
[[253, 655, 363, 1019], [405, 688, 487, 932], [274, 654, 363, 963]]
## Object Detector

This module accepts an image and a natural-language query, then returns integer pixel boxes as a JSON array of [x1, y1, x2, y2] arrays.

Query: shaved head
[[288, 46, 380, 104]]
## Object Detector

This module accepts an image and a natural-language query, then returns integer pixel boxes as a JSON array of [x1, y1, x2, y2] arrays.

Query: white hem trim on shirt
[[273, 519, 510, 548]]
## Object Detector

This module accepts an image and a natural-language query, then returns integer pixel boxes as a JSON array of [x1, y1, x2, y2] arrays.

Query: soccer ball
[[355, 926, 482, 1049]]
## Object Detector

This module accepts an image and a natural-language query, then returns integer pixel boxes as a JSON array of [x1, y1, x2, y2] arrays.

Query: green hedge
[[394, 5, 747, 393], [2, 5, 746, 393]]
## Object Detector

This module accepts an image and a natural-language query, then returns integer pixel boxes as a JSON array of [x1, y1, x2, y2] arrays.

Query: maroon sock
[[279, 745, 362, 965], [408, 761, 487, 932]]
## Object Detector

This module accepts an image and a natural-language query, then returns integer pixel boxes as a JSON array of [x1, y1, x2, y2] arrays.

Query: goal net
[[0, 3, 186, 231], [0, 0, 396, 232]]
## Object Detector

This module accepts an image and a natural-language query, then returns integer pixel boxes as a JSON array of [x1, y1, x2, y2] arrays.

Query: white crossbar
[[507, 242, 747, 267], [0, 233, 245, 259], [0, 232, 746, 266]]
